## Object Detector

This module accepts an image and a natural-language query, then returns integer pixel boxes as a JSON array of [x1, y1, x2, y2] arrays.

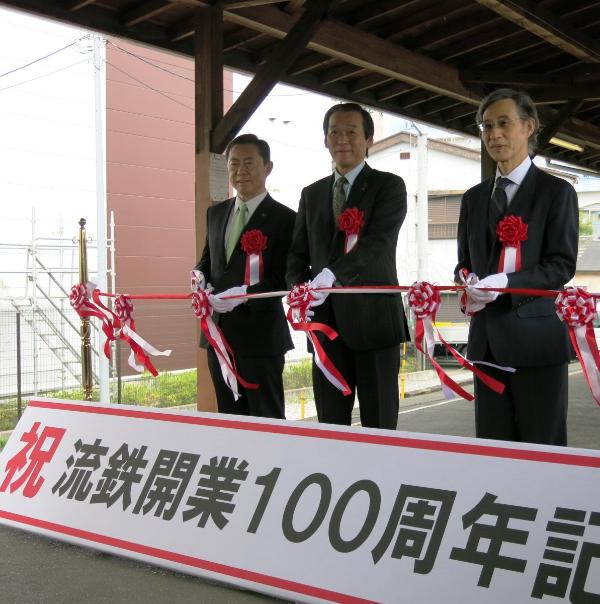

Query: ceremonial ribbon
[[555, 287, 600, 406], [69, 282, 116, 360], [240, 229, 267, 286], [286, 284, 352, 396], [497, 216, 528, 273], [191, 288, 258, 400], [338, 207, 364, 254], [77, 282, 600, 409], [113, 295, 171, 376], [407, 281, 505, 401]]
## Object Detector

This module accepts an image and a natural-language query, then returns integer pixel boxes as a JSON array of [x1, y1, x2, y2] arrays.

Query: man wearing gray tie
[[195, 134, 296, 418], [287, 103, 410, 429], [455, 89, 578, 445]]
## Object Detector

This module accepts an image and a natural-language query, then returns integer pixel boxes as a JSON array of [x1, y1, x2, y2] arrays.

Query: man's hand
[[209, 285, 247, 314], [308, 268, 336, 308], [467, 273, 508, 304]]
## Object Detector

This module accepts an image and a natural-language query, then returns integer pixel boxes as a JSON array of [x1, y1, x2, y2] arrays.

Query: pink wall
[[106, 40, 233, 373]]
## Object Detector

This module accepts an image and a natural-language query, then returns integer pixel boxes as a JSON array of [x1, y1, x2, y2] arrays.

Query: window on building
[[428, 195, 461, 240]]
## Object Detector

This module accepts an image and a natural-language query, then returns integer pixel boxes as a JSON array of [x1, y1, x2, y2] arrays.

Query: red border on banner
[[26, 399, 600, 468], [0, 510, 373, 604]]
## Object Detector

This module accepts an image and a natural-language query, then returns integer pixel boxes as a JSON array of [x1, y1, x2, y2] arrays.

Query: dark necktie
[[489, 177, 511, 233], [332, 176, 347, 220]]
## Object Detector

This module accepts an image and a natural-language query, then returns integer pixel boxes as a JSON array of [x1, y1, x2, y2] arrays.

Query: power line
[[107, 39, 311, 97], [0, 37, 85, 79], [106, 60, 194, 111], [107, 40, 194, 82], [0, 58, 90, 92]]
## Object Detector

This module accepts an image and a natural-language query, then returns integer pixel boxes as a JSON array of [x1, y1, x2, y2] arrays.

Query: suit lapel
[[504, 163, 538, 218], [486, 164, 537, 273], [330, 165, 371, 256], [226, 194, 272, 265], [217, 199, 235, 267]]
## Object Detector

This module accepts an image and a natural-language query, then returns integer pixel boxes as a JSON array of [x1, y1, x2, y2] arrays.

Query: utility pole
[[93, 34, 109, 403]]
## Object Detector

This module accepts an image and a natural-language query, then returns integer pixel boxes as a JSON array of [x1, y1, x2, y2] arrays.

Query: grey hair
[[476, 88, 540, 154]]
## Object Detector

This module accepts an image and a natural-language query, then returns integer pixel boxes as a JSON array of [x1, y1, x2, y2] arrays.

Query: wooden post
[[194, 5, 223, 412], [481, 140, 495, 181]]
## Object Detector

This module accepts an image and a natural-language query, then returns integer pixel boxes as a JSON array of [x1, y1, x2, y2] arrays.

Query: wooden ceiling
[[2, 0, 600, 172]]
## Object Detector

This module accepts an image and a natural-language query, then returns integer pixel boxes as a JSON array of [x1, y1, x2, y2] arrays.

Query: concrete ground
[[1, 366, 598, 603]]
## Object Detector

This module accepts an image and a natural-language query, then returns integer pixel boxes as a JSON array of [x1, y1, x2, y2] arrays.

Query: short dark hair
[[476, 88, 540, 153], [322, 102, 375, 140], [225, 133, 271, 163]]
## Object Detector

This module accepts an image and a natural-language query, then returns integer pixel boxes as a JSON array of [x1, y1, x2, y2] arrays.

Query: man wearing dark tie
[[286, 103, 409, 430], [455, 89, 578, 445], [195, 134, 296, 419]]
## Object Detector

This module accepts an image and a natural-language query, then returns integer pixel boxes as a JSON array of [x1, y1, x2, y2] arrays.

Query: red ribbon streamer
[[286, 285, 351, 396], [191, 290, 258, 396]]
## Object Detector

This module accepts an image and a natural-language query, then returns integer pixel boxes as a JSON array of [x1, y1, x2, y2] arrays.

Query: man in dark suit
[[195, 134, 296, 419], [455, 88, 578, 446], [286, 103, 409, 430]]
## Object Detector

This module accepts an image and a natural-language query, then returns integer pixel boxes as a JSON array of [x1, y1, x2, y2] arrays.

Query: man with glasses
[[455, 88, 578, 446]]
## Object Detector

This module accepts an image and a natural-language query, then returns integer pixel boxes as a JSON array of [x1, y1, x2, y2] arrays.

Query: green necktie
[[225, 203, 248, 261], [332, 176, 347, 220]]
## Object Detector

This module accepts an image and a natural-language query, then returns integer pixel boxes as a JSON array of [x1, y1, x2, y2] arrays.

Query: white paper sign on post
[[1, 398, 600, 603]]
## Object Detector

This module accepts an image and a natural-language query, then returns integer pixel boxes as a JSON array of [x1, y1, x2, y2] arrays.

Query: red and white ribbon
[[240, 229, 267, 286], [556, 287, 600, 405], [69, 282, 116, 360], [114, 295, 171, 376], [244, 253, 263, 286], [497, 216, 528, 273], [286, 284, 351, 396], [191, 289, 258, 400], [338, 207, 364, 254], [408, 281, 505, 401]]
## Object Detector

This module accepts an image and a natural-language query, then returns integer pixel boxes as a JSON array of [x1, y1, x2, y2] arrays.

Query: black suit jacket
[[286, 163, 409, 351], [455, 164, 578, 366], [196, 194, 296, 357]]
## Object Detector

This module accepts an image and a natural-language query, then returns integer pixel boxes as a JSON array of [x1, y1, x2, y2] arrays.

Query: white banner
[[1, 398, 600, 603]]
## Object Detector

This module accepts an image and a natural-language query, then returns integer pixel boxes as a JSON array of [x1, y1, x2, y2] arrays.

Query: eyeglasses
[[477, 117, 527, 133]]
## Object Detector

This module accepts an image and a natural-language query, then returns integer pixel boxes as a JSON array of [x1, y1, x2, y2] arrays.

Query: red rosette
[[69, 283, 87, 310], [555, 287, 596, 327], [407, 281, 441, 319], [191, 291, 212, 318], [337, 207, 364, 235], [555, 287, 600, 406], [114, 294, 134, 324], [496, 215, 528, 247], [240, 229, 267, 255]]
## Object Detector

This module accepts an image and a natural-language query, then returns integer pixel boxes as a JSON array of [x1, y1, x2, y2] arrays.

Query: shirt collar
[[235, 190, 268, 214], [495, 155, 532, 186], [334, 161, 366, 188]]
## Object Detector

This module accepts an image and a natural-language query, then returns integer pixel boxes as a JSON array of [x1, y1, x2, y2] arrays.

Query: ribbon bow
[[407, 281, 504, 401], [191, 289, 258, 399], [286, 284, 351, 396], [114, 294, 171, 376], [556, 287, 600, 405]]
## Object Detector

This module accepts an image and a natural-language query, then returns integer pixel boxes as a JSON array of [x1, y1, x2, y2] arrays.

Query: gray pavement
[[1, 365, 598, 603]]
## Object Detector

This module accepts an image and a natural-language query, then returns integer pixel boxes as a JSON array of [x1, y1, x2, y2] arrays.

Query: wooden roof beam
[[122, 1, 173, 28], [460, 69, 568, 87], [537, 100, 584, 150], [474, 0, 600, 63], [211, 0, 333, 153], [224, 5, 481, 104], [533, 86, 600, 104]]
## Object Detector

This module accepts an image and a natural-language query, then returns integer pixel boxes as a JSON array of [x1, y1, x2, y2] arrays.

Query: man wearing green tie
[[194, 134, 296, 418]]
